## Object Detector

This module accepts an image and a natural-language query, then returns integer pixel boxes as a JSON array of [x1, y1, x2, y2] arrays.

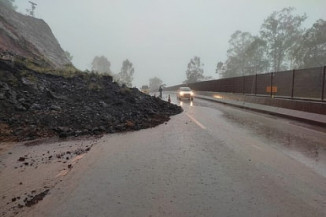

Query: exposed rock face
[[0, 3, 70, 68], [0, 59, 183, 141]]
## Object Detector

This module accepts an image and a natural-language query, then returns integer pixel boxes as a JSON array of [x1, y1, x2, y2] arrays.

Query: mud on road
[[0, 136, 100, 217]]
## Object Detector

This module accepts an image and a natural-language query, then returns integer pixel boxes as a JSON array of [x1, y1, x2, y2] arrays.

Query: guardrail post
[[322, 66, 326, 101], [270, 72, 273, 97], [291, 69, 295, 98], [255, 74, 257, 95], [243, 75, 245, 94]]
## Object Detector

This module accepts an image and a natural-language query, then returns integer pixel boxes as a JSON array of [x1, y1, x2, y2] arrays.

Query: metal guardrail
[[166, 66, 326, 102]]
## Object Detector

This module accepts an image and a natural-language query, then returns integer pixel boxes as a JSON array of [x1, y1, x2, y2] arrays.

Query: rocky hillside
[[0, 59, 182, 141], [0, 3, 70, 68]]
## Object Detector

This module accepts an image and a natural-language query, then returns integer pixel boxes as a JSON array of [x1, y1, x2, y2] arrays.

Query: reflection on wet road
[[177, 95, 326, 178], [27, 93, 326, 217]]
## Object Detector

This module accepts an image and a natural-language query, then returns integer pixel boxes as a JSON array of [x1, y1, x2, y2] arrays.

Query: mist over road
[[25, 95, 326, 217]]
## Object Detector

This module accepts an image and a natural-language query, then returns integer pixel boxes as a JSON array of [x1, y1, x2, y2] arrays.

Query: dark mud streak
[[24, 189, 49, 207]]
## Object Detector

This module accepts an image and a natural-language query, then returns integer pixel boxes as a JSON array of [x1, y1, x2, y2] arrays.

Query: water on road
[[24, 94, 326, 217]]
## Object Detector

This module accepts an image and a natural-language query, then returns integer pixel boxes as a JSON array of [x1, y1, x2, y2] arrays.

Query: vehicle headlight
[[180, 91, 184, 96], [190, 91, 194, 96]]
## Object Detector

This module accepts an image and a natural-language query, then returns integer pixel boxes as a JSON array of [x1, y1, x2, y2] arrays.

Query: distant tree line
[[217, 7, 326, 78], [91, 57, 166, 90], [91, 56, 134, 88]]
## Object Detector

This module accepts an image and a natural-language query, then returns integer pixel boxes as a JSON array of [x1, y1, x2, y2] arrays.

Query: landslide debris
[[0, 58, 182, 141], [24, 189, 50, 207]]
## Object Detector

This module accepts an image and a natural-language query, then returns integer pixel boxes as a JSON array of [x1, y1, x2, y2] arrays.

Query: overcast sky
[[15, 0, 326, 87]]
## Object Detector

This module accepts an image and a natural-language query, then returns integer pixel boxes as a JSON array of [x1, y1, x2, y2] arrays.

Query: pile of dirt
[[0, 59, 182, 141]]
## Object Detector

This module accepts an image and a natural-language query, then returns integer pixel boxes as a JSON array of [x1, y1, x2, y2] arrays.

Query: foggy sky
[[15, 0, 326, 88]]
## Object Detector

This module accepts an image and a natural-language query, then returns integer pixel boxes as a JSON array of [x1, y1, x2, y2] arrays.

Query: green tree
[[117, 59, 134, 87], [184, 56, 204, 84], [149, 77, 163, 92], [91, 56, 112, 74], [218, 31, 269, 78], [243, 37, 269, 74], [215, 61, 223, 74], [294, 19, 326, 68], [224, 31, 255, 77], [0, 0, 16, 10], [260, 7, 306, 71]]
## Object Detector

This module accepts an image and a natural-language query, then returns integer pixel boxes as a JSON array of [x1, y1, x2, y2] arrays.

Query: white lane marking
[[186, 113, 207, 130], [251, 144, 262, 150]]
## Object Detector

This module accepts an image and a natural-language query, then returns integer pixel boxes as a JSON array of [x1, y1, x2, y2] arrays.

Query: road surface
[[24, 94, 326, 217]]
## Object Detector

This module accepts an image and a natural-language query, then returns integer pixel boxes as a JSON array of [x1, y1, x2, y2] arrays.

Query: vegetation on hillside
[[0, 0, 16, 10]]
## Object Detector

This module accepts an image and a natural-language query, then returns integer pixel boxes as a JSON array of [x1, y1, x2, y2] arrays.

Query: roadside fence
[[166, 66, 326, 102]]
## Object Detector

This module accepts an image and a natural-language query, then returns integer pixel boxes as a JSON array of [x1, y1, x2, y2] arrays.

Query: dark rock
[[18, 204, 24, 208], [24, 190, 49, 207], [30, 103, 42, 110], [21, 77, 37, 89], [49, 105, 61, 111], [13, 128, 24, 137], [74, 130, 82, 136], [17, 98, 26, 104], [18, 157, 25, 162], [15, 104, 27, 111], [99, 101, 108, 108]]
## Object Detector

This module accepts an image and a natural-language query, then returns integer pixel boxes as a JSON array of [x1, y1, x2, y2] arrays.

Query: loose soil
[[0, 59, 182, 142]]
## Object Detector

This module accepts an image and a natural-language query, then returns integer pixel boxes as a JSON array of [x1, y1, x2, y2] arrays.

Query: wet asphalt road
[[26, 94, 326, 217]]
